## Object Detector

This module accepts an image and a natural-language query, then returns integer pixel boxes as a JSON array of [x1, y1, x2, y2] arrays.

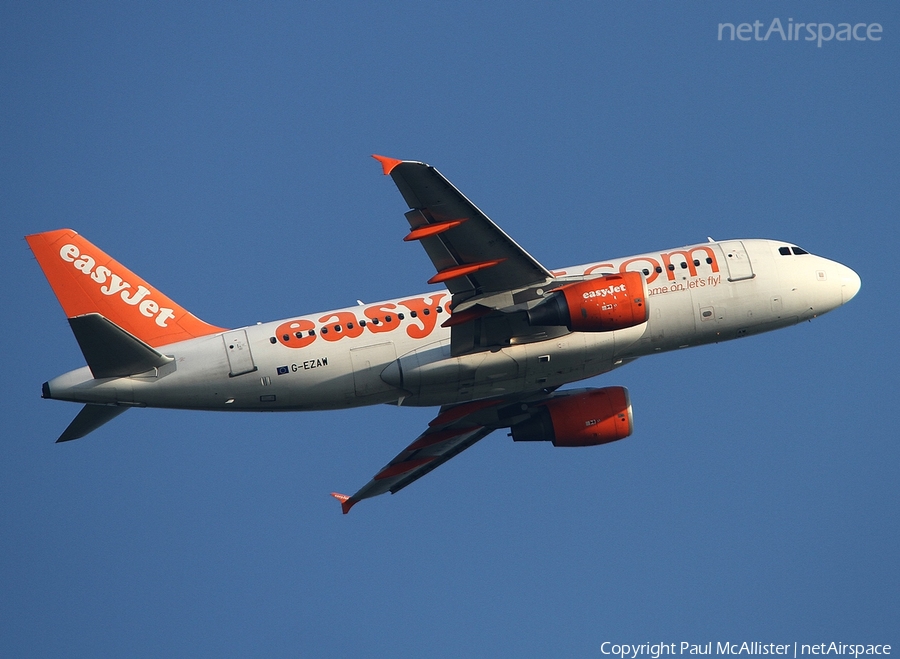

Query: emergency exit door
[[717, 241, 755, 282], [223, 330, 257, 377]]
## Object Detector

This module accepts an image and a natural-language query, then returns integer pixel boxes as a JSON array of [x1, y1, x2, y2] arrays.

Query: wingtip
[[371, 154, 403, 176], [330, 492, 357, 515]]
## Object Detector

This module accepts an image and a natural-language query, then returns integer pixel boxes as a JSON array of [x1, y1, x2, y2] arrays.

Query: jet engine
[[527, 272, 648, 331], [510, 387, 633, 447]]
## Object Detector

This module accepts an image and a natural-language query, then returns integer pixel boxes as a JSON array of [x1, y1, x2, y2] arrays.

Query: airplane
[[27, 155, 861, 513]]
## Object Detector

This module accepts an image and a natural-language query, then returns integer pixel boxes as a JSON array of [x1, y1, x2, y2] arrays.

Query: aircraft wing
[[331, 418, 493, 514], [374, 156, 554, 299], [331, 396, 537, 513], [374, 156, 566, 354]]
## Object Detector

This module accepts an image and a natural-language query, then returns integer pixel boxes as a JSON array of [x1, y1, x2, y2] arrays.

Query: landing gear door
[[717, 241, 755, 282], [223, 330, 257, 377]]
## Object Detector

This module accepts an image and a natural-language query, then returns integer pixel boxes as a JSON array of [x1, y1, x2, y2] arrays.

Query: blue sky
[[2, 2, 897, 656]]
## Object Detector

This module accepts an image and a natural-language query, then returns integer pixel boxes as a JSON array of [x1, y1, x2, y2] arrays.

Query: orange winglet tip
[[372, 154, 403, 176], [330, 492, 357, 515]]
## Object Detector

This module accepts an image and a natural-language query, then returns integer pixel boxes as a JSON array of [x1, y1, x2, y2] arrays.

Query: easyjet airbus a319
[[27, 156, 861, 513]]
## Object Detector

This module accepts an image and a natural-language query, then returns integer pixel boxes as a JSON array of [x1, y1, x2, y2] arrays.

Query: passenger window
[[655, 266, 663, 273], [642, 268, 650, 276], [706, 257, 713, 264], [693, 259, 700, 267], [667, 264, 675, 271], [410, 311, 418, 318], [680, 262, 688, 269], [270, 337, 277, 344]]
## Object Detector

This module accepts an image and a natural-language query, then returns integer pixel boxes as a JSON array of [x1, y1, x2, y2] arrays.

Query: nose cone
[[840, 265, 861, 304]]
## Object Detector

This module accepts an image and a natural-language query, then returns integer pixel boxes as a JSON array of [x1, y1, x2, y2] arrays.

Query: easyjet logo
[[59, 243, 175, 327], [275, 293, 449, 349], [582, 284, 627, 299]]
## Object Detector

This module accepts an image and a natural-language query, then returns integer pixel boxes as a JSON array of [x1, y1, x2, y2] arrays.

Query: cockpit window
[[780, 245, 811, 256]]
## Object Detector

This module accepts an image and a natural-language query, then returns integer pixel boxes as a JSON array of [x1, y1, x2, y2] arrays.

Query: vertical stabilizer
[[26, 229, 224, 347]]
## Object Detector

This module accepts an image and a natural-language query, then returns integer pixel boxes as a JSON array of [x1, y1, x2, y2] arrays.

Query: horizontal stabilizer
[[57, 404, 129, 442], [69, 313, 174, 379]]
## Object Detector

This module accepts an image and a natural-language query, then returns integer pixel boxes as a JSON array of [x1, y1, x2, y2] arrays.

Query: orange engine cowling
[[510, 387, 633, 447], [527, 271, 648, 331]]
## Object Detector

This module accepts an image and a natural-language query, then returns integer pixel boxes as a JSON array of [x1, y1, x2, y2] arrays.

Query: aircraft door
[[717, 241, 755, 282], [223, 330, 257, 377]]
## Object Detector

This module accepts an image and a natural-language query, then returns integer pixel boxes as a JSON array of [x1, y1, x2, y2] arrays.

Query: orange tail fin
[[27, 229, 224, 347]]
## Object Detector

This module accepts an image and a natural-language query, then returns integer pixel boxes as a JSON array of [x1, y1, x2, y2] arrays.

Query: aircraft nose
[[839, 265, 861, 304]]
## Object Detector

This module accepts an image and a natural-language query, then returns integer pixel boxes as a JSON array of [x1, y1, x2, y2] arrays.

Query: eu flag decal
[[276, 365, 289, 375]]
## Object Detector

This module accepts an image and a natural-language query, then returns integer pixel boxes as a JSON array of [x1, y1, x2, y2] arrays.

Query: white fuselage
[[45, 239, 860, 412]]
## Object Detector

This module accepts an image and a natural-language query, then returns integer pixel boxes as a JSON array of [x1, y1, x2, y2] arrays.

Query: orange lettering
[[660, 247, 719, 281], [318, 311, 366, 341], [399, 294, 447, 339], [584, 263, 615, 275], [363, 303, 400, 334], [275, 319, 316, 348], [618, 256, 662, 284]]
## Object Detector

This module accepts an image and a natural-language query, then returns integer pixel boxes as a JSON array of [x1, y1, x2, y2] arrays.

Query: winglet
[[330, 492, 357, 515], [372, 154, 403, 176]]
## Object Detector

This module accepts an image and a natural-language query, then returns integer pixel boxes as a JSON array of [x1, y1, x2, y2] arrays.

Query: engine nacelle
[[527, 271, 648, 332], [510, 387, 633, 447]]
